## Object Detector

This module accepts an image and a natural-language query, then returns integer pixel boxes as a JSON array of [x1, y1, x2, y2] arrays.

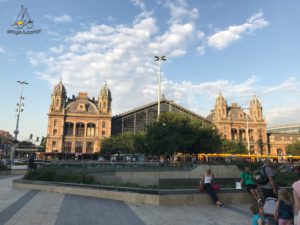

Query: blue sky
[[1, 0, 300, 141]]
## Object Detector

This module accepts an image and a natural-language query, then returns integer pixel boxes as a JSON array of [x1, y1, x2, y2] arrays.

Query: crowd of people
[[200, 159, 300, 225]]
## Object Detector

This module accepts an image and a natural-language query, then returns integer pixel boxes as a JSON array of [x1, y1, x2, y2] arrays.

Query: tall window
[[102, 121, 106, 136], [76, 123, 85, 137], [54, 120, 57, 127], [64, 123, 74, 137], [64, 142, 72, 153], [75, 142, 83, 153], [53, 129, 57, 136], [86, 142, 94, 153], [87, 123, 95, 137], [52, 141, 56, 148]]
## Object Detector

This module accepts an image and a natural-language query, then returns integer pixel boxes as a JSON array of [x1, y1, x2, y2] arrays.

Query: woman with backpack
[[240, 166, 261, 203]]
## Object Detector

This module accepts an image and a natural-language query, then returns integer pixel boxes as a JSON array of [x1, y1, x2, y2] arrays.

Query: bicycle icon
[[12, 5, 34, 29]]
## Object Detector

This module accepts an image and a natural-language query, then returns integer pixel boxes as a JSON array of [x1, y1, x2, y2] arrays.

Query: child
[[250, 202, 264, 225], [275, 189, 294, 225]]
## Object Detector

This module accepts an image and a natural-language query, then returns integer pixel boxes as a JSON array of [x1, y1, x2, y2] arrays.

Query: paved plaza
[[0, 175, 292, 225]]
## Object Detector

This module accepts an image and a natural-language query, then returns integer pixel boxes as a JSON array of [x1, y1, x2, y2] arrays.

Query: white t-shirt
[[204, 175, 213, 184]]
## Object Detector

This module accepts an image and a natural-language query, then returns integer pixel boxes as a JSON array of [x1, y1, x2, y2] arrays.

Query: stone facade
[[207, 93, 267, 154], [268, 132, 300, 156], [46, 80, 112, 154]]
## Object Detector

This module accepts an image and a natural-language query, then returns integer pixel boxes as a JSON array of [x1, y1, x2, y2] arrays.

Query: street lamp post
[[154, 56, 166, 121], [243, 108, 251, 155], [10, 81, 28, 167]]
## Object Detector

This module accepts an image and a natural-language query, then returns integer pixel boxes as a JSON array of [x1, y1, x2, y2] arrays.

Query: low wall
[[0, 169, 27, 175], [104, 165, 241, 186], [13, 179, 252, 205]]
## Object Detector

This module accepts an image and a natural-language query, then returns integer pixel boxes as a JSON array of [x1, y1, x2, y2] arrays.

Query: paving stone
[[1, 175, 298, 225]]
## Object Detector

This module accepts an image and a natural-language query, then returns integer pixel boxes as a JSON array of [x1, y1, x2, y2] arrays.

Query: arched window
[[75, 123, 85, 137], [86, 142, 94, 153], [87, 123, 95, 137], [103, 102, 106, 109], [102, 121, 106, 128], [54, 120, 57, 127], [56, 99, 59, 106], [75, 141, 83, 153], [64, 122, 74, 136]]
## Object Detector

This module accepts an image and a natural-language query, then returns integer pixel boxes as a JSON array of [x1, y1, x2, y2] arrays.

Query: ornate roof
[[249, 95, 261, 107], [215, 92, 227, 105], [66, 98, 98, 114], [52, 80, 67, 97], [100, 83, 112, 99]]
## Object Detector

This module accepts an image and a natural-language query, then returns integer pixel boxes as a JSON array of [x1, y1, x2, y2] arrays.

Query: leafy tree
[[220, 139, 247, 154], [286, 141, 300, 156], [145, 112, 221, 156], [100, 132, 146, 156]]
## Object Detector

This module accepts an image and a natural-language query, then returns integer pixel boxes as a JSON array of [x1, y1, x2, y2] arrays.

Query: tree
[[286, 141, 300, 156], [145, 112, 222, 156], [100, 132, 146, 156], [220, 139, 247, 154]]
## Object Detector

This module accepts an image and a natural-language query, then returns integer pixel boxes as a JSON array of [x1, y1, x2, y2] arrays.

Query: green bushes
[[0, 162, 9, 171], [276, 172, 298, 187], [24, 168, 97, 184]]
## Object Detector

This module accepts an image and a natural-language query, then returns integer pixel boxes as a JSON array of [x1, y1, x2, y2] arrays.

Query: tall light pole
[[10, 80, 28, 167], [154, 56, 166, 121], [244, 108, 251, 155]]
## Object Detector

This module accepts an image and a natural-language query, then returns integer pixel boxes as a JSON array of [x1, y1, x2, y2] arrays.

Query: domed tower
[[214, 92, 227, 121], [249, 94, 263, 121], [50, 79, 67, 112], [98, 83, 112, 114]]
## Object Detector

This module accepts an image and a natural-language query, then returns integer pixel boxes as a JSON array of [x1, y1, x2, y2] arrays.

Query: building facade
[[46, 80, 112, 155], [112, 97, 211, 136], [207, 93, 268, 154], [267, 123, 300, 155]]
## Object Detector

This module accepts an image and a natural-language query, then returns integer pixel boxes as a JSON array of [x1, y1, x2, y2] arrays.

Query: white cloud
[[46, 14, 73, 23], [262, 77, 300, 94], [165, 0, 198, 24], [28, 2, 273, 119], [0, 47, 5, 54], [132, 0, 153, 23], [196, 45, 205, 56], [208, 11, 268, 49], [266, 107, 300, 127], [149, 23, 195, 57], [49, 45, 64, 54]]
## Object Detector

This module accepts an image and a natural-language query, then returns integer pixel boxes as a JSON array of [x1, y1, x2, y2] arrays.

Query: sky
[[1, 0, 300, 142]]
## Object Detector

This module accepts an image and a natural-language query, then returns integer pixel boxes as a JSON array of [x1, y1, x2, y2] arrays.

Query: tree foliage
[[286, 141, 300, 156], [220, 139, 248, 154], [100, 112, 222, 156], [100, 132, 146, 156]]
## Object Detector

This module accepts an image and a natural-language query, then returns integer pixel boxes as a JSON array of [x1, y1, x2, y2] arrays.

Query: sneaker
[[216, 203, 225, 208]]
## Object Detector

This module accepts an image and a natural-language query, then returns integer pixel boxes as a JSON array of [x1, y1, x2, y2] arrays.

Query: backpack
[[254, 166, 269, 185]]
